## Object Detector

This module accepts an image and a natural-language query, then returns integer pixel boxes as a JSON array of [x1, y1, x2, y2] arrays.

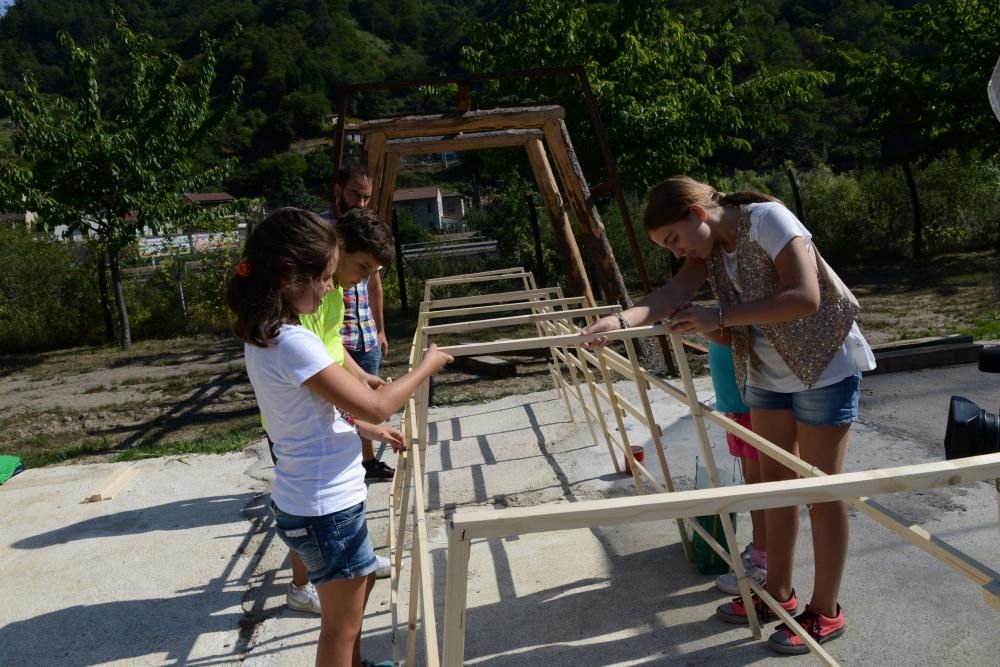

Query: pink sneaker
[[716, 589, 798, 625], [767, 603, 845, 654]]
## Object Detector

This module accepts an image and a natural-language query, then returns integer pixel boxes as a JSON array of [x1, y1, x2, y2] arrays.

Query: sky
[[0, 0, 12, 17]]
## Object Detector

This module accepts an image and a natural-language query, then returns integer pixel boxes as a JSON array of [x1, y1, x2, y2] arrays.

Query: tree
[[460, 0, 831, 191], [832, 0, 1000, 257], [0, 11, 245, 348]]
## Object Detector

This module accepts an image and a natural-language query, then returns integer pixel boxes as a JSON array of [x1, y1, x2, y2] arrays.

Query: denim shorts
[[743, 372, 861, 426], [347, 345, 382, 376], [270, 500, 377, 584]]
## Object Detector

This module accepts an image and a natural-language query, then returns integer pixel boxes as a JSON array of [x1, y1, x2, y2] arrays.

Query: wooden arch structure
[[358, 105, 629, 311]]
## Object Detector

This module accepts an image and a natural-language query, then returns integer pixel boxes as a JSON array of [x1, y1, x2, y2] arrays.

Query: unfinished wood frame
[[388, 284, 746, 664], [382, 280, 1000, 666]]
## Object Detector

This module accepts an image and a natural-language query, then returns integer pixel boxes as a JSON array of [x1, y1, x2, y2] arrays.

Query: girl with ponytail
[[583, 176, 874, 654], [226, 207, 452, 665]]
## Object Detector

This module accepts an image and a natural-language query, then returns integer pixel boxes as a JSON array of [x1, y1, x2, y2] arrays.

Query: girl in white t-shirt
[[583, 177, 874, 655], [226, 208, 452, 666]]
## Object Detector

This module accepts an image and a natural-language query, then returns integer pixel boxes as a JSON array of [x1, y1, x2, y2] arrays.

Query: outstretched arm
[[304, 345, 452, 423]]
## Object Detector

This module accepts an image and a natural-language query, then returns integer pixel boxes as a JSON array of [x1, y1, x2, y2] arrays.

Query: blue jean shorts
[[347, 345, 382, 376], [743, 372, 861, 426], [270, 500, 377, 584]]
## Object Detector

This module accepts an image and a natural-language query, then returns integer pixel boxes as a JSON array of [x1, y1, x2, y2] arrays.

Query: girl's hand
[[579, 315, 620, 349], [421, 344, 454, 373], [356, 421, 406, 452], [667, 304, 718, 334], [379, 425, 406, 453], [364, 372, 386, 390]]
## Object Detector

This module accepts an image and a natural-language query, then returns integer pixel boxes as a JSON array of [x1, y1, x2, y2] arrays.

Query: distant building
[[0, 210, 36, 228], [183, 192, 236, 209], [392, 186, 469, 232]]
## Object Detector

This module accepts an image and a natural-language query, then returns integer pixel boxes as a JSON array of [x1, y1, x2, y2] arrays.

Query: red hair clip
[[235, 258, 252, 278]]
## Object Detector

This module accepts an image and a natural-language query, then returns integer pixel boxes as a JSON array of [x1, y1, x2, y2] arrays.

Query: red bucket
[[623, 445, 645, 475]]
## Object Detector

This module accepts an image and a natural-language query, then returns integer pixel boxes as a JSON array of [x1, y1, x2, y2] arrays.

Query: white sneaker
[[714, 543, 754, 594], [375, 554, 392, 579], [715, 554, 767, 595], [286, 582, 322, 614]]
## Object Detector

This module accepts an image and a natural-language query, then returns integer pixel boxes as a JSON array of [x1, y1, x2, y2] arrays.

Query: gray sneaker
[[714, 543, 753, 594], [375, 554, 392, 579], [286, 582, 321, 614], [715, 557, 767, 595]]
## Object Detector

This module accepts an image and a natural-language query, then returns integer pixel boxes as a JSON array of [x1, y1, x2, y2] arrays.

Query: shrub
[[0, 227, 106, 352]]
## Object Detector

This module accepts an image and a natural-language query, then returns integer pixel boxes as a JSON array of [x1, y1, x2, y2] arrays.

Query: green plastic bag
[[0, 455, 24, 485], [690, 457, 739, 575], [691, 512, 737, 575]]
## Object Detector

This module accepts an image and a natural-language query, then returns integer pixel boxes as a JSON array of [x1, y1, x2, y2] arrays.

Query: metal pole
[[526, 193, 546, 286], [391, 208, 409, 316]]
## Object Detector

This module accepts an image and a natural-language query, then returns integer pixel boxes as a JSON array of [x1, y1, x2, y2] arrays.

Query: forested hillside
[[0, 0, 996, 212], [0, 0, 1000, 186], [0, 0, 997, 353]]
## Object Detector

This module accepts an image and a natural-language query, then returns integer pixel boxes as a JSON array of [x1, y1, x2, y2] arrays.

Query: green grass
[[19, 435, 115, 468], [116, 425, 261, 461], [963, 311, 1000, 340]]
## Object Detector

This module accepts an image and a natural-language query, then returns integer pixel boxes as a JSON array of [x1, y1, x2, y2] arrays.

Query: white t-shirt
[[721, 202, 876, 392], [245, 324, 366, 516]]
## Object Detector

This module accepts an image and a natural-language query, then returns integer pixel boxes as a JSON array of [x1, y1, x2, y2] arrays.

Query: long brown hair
[[642, 176, 782, 233], [225, 208, 339, 347]]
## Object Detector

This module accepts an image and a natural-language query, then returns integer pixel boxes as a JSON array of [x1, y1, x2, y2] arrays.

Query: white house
[[392, 186, 469, 232]]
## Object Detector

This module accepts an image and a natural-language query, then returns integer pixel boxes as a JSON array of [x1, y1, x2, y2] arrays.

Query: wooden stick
[[592, 345, 640, 494], [524, 138, 594, 304], [375, 152, 400, 224], [424, 271, 530, 287], [434, 323, 672, 357], [421, 296, 588, 321], [572, 341, 622, 474], [541, 118, 629, 307], [81, 463, 142, 503], [424, 271, 532, 303], [410, 409, 441, 667], [421, 305, 620, 335], [450, 452, 1000, 539], [668, 333, 757, 633], [442, 523, 472, 667], [623, 336, 694, 562], [360, 105, 565, 139], [385, 128, 543, 155], [365, 131, 387, 209], [426, 287, 561, 310]]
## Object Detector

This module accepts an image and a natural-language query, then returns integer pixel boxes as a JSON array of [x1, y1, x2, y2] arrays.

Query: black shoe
[[363, 459, 395, 480]]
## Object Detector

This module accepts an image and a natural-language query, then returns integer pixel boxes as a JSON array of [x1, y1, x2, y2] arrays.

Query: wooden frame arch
[[358, 105, 638, 310]]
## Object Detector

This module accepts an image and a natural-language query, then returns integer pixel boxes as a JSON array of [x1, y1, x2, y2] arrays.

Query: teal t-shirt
[[707, 341, 748, 413]]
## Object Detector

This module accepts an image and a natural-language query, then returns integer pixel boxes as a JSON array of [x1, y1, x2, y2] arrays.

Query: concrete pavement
[[2, 360, 998, 665]]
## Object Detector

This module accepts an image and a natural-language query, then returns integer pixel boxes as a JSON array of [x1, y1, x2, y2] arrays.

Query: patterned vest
[[704, 206, 860, 389]]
